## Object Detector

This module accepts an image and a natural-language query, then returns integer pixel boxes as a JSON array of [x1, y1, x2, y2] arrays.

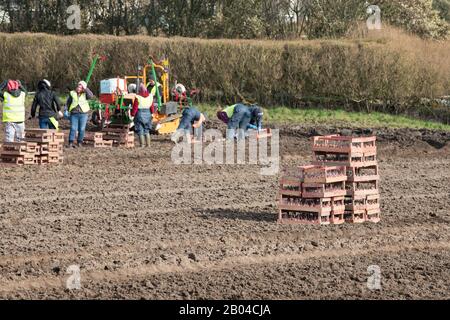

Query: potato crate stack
[[278, 135, 380, 225], [83, 132, 114, 148], [101, 124, 135, 148], [1, 141, 40, 165], [312, 135, 380, 224], [25, 129, 64, 164], [1, 129, 64, 165], [278, 165, 347, 225]]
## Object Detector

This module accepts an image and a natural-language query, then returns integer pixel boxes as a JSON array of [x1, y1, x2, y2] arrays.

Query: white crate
[[100, 78, 127, 94]]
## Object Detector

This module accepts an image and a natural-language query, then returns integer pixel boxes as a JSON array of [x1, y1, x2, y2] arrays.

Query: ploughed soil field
[[0, 121, 449, 300]]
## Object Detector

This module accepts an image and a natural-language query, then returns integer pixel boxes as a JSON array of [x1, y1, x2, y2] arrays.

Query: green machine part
[[89, 100, 108, 111], [149, 59, 162, 112], [85, 55, 100, 86], [187, 96, 193, 107], [116, 94, 131, 123]]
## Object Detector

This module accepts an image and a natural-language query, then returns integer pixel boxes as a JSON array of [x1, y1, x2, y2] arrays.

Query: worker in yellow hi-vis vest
[[217, 103, 252, 140], [65, 81, 94, 148], [30, 80, 63, 130], [131, 84, 153, 147], [0, 79, 28, 143]]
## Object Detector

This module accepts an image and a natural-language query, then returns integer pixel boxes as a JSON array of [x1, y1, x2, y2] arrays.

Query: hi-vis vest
[[69, 91, 90, 113], [149, 83, 162, 96], [2, 91, 26, 123], [223, 104, 237, 119], [136, 95, 152, 109]]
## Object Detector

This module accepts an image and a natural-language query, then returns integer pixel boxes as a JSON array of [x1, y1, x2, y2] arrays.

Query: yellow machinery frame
[[124, 57, 180, 134]]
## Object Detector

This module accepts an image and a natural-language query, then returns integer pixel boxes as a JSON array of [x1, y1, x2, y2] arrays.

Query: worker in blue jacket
[[247, 105, 264, 131], [171, 106, 206, 143], [217, 103, 252, 140]]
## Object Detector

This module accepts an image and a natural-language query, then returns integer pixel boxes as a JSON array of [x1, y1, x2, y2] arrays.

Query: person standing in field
[[131, 84, 153, 147], [147, 79, 162, 98], [66, 81, 94, 148], [217, 103, 252, 140], [171, 106, 206, 143], [30, 79, 63, 130], [0, 79, 28, 143]]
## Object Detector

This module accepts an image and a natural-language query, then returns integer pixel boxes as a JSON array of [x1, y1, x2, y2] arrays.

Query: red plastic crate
[[281, 165, 316, 182], [303, 165, 347, 184], [278, 210, 331, 225], [347, 164, 379, 182], [302, 181, 346, 198], [312, 135, 377, 154], [279, 195, 332, 214], [279, 179, 302, 197], [331, 196, 346, 212], [346, 180, 379, 197], [344, 210, 366, 224], [330, 209, 345, 225], [344, 195, 366, 211], [366, 208, 381, 223], [313, 151, 378, 168]]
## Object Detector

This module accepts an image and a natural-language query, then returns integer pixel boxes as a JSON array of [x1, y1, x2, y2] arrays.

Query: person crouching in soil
[[247, 105, 264, 132], [66, 81, 94, 148], [171, 106, 206, 143], [217, 103, 252, 140]]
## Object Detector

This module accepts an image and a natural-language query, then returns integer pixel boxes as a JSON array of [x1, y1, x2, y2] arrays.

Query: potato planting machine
[[89, 55, 198, 135]]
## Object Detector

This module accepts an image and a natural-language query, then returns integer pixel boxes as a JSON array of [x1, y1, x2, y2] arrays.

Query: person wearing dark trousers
[[171, 106, 206, 143], [30, 79, 62, 130], [66, 81, 94, 148], [131, 84, 153, 147], [217, 103, 251, 140]]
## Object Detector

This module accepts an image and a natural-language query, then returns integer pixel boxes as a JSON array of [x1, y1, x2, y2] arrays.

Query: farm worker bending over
[[66, 81, 94, 148], [247, 105, 264, 131], [217, 103, 251, 140], [0, 80, 28, 143], [30, 80, 63, 130], [171, 106, 206, 143], [131, 84, 153, 147]]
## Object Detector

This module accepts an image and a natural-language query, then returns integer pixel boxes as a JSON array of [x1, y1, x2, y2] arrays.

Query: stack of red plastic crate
[[25, 129, 65, 164], [278, 135, 380, 225], [102, 124, 135, 148], [312, 135, 380, 223], [278, 165, 347, 225]]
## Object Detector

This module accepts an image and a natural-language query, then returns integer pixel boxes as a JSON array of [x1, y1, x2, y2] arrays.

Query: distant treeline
[[0, 31, 449, 123], [0, 0, 449, 39]]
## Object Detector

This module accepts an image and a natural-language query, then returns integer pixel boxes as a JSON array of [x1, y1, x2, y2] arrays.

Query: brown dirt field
[[0, 120, 449, 300]]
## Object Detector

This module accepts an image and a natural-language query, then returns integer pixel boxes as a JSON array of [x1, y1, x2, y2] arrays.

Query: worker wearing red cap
[[0, 79, 28, 142], [131, 83, 153, 147]]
